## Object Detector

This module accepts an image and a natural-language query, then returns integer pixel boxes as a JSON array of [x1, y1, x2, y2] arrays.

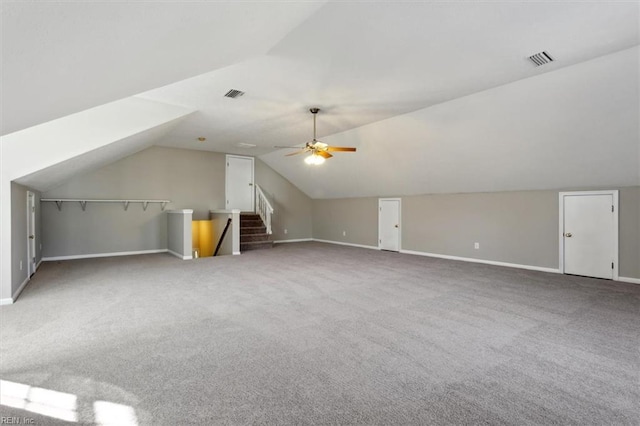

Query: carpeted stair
[[240, 213, 273, 251]]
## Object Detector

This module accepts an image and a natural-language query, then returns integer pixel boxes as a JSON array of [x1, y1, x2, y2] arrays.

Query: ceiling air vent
[[224, 89, 245, 99], [528, 51, 554, 66]]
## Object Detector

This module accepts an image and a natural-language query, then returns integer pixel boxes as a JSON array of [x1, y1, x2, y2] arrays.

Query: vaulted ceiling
[[2, 1, 639, 197]]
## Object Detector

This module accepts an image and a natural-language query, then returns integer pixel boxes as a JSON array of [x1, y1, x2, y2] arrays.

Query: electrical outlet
[[20, 260, 23, 270], [284, 229, 288, 234], [342, 230, 346, 236], [474, 242, 480, 249]]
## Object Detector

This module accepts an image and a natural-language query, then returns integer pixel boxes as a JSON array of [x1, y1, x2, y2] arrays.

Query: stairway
[[240, 213, 274, 251]]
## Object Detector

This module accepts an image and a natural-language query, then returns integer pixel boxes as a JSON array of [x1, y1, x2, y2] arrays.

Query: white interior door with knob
[[226, 155, 254, 212], [559, 191, 618, 280], [379, 198, 401, 252], [27, 191, 36, 277]]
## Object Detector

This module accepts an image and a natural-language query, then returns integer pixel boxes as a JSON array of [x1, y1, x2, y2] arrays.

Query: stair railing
[[255, 184, 274, 235], [214, 218, 232, 256]]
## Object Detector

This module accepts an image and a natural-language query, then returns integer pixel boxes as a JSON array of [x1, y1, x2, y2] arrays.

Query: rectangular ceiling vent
[[224, 89, 245, 99], [528, 51, 554, 66]]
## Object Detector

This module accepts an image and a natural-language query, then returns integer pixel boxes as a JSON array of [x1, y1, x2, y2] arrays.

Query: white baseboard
[[274, 238, 313, 244], [0, 275, 30, 305], [399, 249, 561, 274], [233, 251, 241, 255], [313, 239, 380, 251], [618, 276, 640, 285], [42, 249, 168, 261], [36, 259, 43, 270], [167, 249, 192, 260], [12, 275, 31, 302]]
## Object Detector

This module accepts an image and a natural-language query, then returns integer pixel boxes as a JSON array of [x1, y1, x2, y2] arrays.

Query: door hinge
[[227, 162, 229, 166], [379, 239, 382, 243], [612, 262, 614, 269], [611, 205, 614, 212]]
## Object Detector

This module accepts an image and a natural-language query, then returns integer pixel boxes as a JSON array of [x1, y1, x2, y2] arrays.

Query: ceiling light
[[197, 137, 206, 142], [275, 108, 356, 163], [304, 153, 325, 165]]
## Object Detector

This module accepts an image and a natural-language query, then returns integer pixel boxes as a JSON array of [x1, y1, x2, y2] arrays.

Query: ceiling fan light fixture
[[277, 107, 355, 162], [304, 153, 325, 165]]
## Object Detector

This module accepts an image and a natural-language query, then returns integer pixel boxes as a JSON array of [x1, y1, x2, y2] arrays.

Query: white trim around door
[[559, 190, 618, 280], [378, 198, 401, 252], [26, 191, 36, 278], [225, 155, 255, 212]]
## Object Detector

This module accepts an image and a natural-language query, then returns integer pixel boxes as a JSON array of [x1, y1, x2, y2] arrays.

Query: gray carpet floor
[[1, 242, 639, 425]]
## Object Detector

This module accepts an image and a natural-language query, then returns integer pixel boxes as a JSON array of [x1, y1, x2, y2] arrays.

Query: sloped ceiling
[[2, 1, 639, 198], [3, 97, 195, 191], [142, 1, 639, 158], [14, 119, 185, 192], [0, 1, 325, 135], [260, 47, 639, 198]]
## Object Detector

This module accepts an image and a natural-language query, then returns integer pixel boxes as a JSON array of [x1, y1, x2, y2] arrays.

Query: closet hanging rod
[[41, 199, 171, 212]]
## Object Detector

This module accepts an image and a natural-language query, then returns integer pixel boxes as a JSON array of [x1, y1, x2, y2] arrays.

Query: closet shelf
[[41, 199, 171, 212]]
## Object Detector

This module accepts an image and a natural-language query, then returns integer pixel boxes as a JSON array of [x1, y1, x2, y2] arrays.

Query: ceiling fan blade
[[326, 146, 356, 152], [274, 145, 304, 149], [317, 151, 333, 159], [285, 149, 310, 156]]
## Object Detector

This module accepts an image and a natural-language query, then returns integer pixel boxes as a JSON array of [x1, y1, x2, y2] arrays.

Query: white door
[[379, 198, 401, 252], [226, 155, 254, 211], [27, 191, 36, 277], [561, 191, 617, 279]]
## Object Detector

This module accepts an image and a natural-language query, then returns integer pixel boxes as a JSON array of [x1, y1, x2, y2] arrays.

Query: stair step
[[241, 233, 271, 243], [241, 241, 274, 251], [241, 226, 267, 235], [240, 219, 264, 228], [240, 213, 261, 220]]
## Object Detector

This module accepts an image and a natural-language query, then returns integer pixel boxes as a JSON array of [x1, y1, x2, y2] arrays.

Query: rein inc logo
[[1, 417, 35, 424]]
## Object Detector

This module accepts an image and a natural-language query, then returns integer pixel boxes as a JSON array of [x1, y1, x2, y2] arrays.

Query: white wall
[[0, 97, 194, 302], [255, 159, 313, 242], [312, 186, 640, 280], [40, 147, 312, 259], [4, 183, 42, 304], [167, 210, 193, 259], [261, 46, 640, 199]]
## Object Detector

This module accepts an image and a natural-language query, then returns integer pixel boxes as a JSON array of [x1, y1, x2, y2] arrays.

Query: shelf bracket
[[142, 201, 149, 211], [55, 200, 63, 211], [123, 201, 130, 211], [79, 201, 87, 211], [160, 201, 168, 211]]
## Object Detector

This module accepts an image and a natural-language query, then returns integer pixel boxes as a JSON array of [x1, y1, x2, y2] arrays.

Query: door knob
[[28, 235, 34, 239], [249, 183, 253, 186], [395, 224, 399, 228], [564, 232, 572, 237]]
